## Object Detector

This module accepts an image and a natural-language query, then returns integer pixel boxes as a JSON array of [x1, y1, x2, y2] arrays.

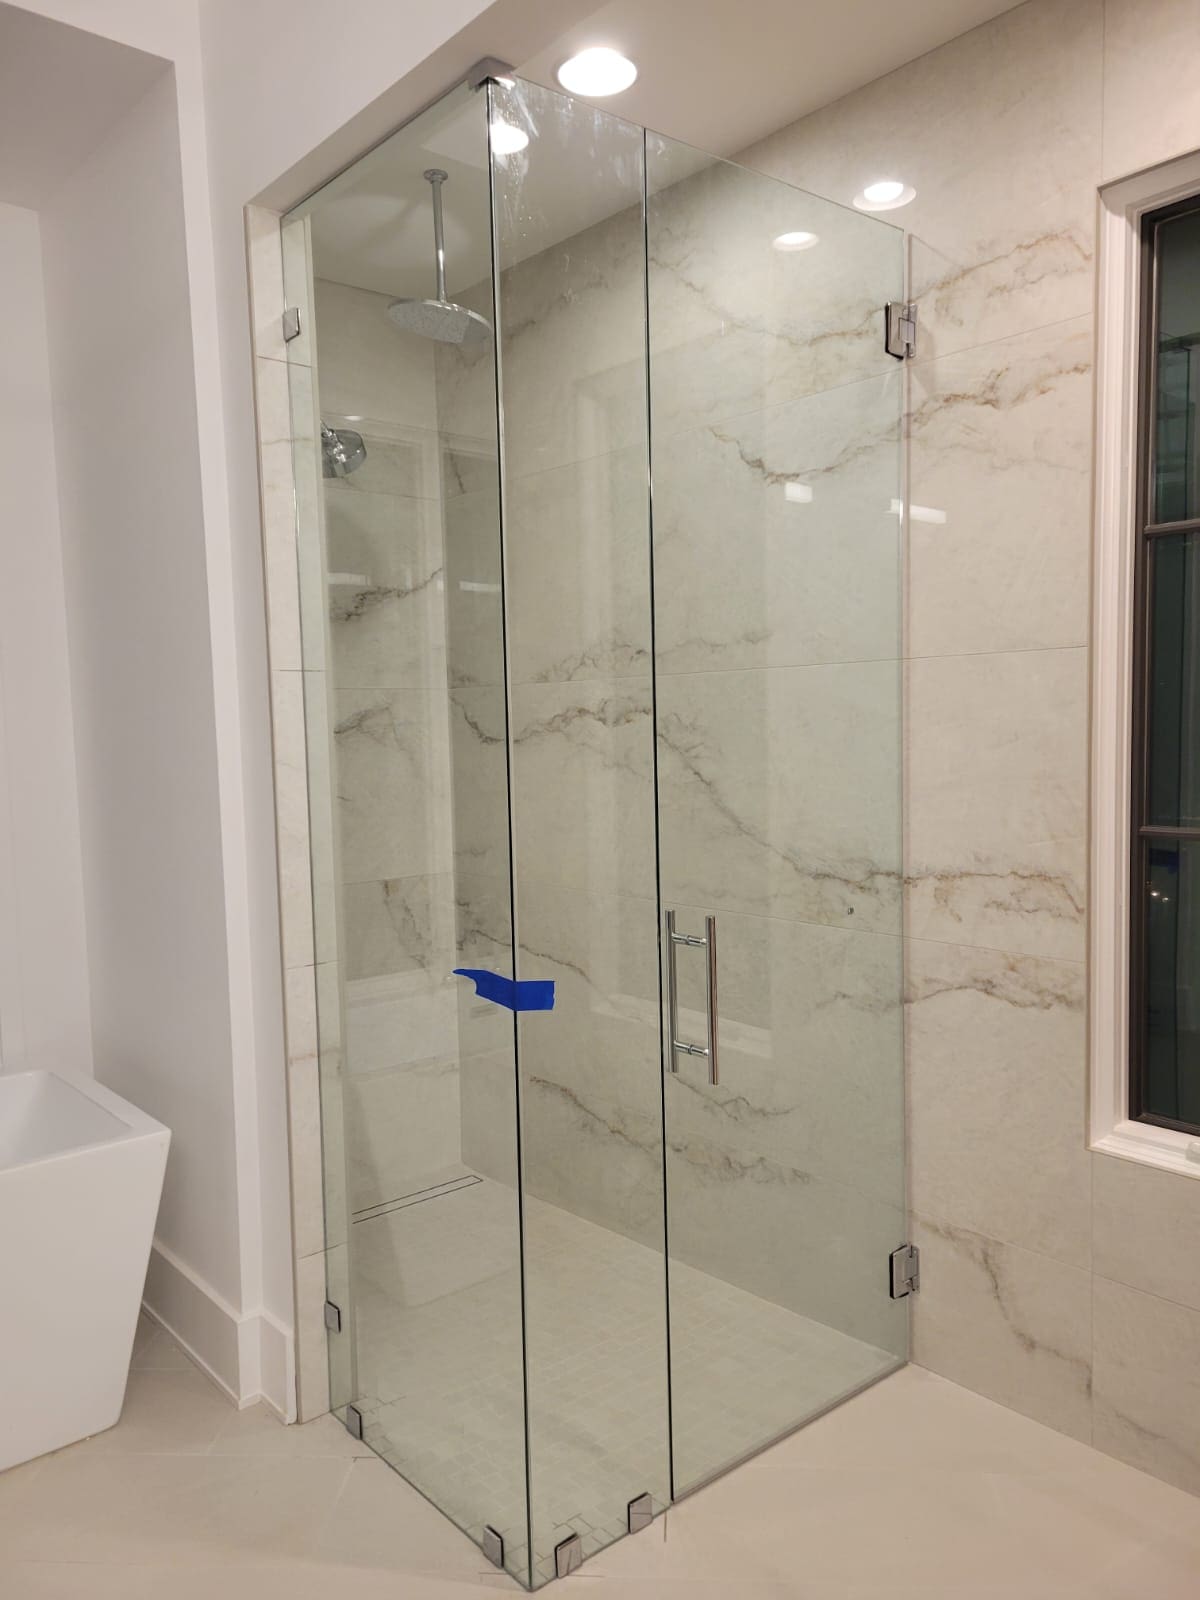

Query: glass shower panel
[[488, 79, 670, 1584], [645, 136, 908, 1493], [284, 82, 531, 1585]]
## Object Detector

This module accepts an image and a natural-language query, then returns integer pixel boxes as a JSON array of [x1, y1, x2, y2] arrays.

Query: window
[[1130, 197, 1200, 1136]]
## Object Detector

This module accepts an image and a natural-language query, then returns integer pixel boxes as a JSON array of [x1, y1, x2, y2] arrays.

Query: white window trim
[[1091, 149, 1200, 1178]]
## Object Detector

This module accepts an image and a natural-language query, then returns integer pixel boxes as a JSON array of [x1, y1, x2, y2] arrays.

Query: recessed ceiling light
[[773, 230, 819, 252], [556, 47, 638, 97], [853, 179, 916, 212], [490, 119, 529, 155]]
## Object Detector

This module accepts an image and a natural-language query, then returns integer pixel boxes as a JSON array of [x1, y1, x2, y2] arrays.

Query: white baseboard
[[143, 1238, 295, 1418]]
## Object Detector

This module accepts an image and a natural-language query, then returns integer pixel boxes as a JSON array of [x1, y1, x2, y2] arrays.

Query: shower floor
[[348, 1172, 898, 1586]]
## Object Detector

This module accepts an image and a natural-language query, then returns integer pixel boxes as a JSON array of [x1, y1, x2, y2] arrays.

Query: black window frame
[[1129, 192, 1200, 1137]]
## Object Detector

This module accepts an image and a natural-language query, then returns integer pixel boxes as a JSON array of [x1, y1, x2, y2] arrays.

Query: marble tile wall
[[436, 94, 912, 1386], [310, 279, 465, 1219], [645, 147, 909, 1361], [742, 0, 1200, 1495], [248, 205, 328, 1422]]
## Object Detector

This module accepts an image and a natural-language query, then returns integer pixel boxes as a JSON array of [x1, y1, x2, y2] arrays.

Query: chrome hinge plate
[[628, 1492, 654, 1534], [344, 1403, 364, 1440], [323, 1299, 342, 1334], [555, 1533, 583, 1578], [282, 305, 302, 343], [482, 1525, 505, 1569], [884, 301, 917, 360], [889, 1242, 920, 1299]]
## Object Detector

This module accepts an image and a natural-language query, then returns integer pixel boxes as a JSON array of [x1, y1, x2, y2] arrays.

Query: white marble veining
[[658, 660, 901, 933], [907, 317, 1094, 659], [324, 473, 445, 694], [494, 179, 647, 481], [511, 677, 656, 899], [342, 872, 456, 982], [441, 475, 504, 692], [670, 906, 902, 1197], [907, 939, 1090, 1268], [332, 686, 452, 884], [652, 369, 901, 674], [506, 446, 651, 686], [648, 144, 903, 439], [912, 1215, 1094, 1444], [1093, 1276, 1200, 1496], [742, 0, 1102, 363], [906, 647, 1087, 962]]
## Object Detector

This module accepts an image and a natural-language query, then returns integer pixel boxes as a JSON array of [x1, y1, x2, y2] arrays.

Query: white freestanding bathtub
[[0, 1069, 169, 1470]]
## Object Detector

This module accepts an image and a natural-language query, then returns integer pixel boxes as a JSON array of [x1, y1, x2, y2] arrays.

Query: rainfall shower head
[[387, 169, 492, 346], [322, 422, 367, 478]]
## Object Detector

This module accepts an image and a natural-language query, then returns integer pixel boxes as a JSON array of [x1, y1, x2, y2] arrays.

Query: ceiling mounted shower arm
[[424, 168, 449, 304]]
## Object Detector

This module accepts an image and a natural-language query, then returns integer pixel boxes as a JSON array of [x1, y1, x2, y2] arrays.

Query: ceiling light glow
[[853, 179, 916, 212], [773, 230, 819, 252], [490, 119, 529, 155], [556, 47, 638, 97]]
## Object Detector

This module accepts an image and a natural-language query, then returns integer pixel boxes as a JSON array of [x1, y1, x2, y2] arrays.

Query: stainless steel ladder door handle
[[665, 910, 719, 1085], [704, 913, 718, 1085]]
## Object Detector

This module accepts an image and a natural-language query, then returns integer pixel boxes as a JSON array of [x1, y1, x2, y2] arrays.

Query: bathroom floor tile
[[210, 1402, 375, 1460], [62, 1365, 234, 1456], [3, 1321, 1200, 1595], [0, 1453, 352, 1566], [130, 1311, 194, 1372]]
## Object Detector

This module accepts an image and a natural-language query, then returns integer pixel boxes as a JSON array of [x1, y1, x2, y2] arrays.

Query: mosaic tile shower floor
[[348, 1175, 897, 1586]]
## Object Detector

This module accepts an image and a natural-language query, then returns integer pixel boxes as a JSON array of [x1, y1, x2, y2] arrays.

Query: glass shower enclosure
[[283, 67, 906, 1590]]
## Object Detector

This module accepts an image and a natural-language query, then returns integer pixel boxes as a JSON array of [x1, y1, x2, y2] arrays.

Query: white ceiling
[[517, 0, 1023, 157], [0, 5, 165, 211], [305, 0, 1025, 302]]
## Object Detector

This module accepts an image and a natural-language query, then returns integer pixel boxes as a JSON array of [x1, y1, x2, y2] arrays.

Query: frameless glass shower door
[[283, 81, 532, 1586], [284, 65, 906, 1592], [645, 136, 908, 1493]]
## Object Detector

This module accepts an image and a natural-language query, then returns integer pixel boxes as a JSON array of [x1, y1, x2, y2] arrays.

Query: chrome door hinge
[[344, 1403, 364, 1440], [884, 301, 917, 360], [628, 1492, 654, 1534], [323, 1299, 342, 1334], [282, 305, 302, 343], [555, 1533, 583, 1578], [482, 1526, 505, 1569], [889, 1243, 920, 1299]]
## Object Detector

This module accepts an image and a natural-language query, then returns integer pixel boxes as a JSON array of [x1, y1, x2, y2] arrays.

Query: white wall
[[0, 199, 91, 1076], [5, 0, 576, 1412], [40, 64, 244, 1325]]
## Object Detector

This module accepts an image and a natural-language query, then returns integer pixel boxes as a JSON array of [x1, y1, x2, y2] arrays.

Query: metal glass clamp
[[665, 909, 719, 1085]]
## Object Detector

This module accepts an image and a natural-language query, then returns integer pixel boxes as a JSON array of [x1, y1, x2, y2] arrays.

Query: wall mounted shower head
[[322, 422, 367, 478], [387, 169, 492, 346]]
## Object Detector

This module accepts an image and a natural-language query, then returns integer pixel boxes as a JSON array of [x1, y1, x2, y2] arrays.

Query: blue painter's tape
[[453, 968, 556, 1012]]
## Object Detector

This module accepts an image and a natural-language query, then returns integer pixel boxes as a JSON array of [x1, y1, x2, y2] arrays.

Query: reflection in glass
[[1148, 533, 1200, 827], [285, 81, 531, 1587], [281, 65, 910, 1592], [1154, 207, 1200, 524], [1143, 841, 1200, 1128], [647, 131, 907, 1496]]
